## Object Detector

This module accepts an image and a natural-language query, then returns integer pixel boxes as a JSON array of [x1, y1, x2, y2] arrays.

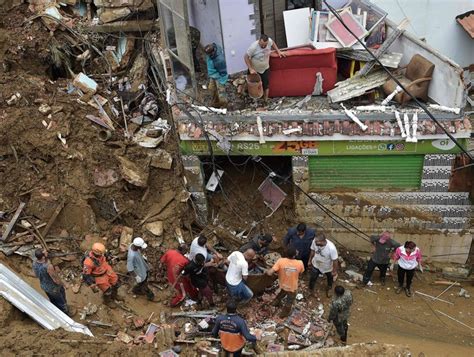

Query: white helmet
[[132, 237, 147, 249]]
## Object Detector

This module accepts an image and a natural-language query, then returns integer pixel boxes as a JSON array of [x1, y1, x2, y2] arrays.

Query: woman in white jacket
[[394, 241, 422, 297]]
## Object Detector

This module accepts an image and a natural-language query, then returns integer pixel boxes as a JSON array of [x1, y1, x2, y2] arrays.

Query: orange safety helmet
[[91, 242, 106, 255]]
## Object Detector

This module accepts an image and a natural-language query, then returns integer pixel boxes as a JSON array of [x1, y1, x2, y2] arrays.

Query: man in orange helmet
[[82, 242, 121, 307]]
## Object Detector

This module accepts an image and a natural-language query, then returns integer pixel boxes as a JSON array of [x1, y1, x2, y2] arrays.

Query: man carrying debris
[[225, 249, 256, 304], [33, 249, 72, 316], [239, 233, 272, 273], [127, 237, 154, 301], [308, 232, 339, 298], [189, 234, 222, 263], [244, 34, 286, 103], [239, 233, 272, 257], [212, 299, 257, 357], [327, 285, 353, 345], [83, 242, 121, 307], [265, 246, 304, 317], [160, 244, 197, 307], [283, 223, 316, 269], [204, 43, 228, 108], [180, 253, 215, 307], [362, 231, 400, 286]]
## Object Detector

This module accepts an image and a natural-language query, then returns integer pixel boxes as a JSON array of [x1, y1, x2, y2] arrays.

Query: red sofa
[[268, 47, 337, 97]]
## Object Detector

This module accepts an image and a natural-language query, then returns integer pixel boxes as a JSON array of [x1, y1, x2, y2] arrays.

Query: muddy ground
[[0, 4, 473, 357]]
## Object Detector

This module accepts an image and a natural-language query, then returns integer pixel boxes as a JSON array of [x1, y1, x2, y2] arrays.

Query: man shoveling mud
[[82, 242, 122, 308]]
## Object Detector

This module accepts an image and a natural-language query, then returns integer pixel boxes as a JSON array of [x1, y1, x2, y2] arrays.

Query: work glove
[[419, 264, 424, 273], [135, 275, 143, 283]]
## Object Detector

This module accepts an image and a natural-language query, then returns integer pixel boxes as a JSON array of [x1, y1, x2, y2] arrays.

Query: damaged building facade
[[158, 0, 472, 264]]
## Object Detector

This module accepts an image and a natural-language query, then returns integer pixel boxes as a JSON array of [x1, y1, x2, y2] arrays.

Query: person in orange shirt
[[82, 242, 121, 307], [265, 246, 304, 317]]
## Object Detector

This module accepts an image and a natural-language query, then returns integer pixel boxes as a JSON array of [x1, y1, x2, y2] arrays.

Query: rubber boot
[[103, 290, 117, 309], [111, 285, 124, 301]]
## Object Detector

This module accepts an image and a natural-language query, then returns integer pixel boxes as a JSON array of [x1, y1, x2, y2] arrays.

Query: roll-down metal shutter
[[308, 155, 424, 190]]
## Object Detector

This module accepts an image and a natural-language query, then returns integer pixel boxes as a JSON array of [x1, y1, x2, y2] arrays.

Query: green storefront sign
[[180, 138, 467, 156]]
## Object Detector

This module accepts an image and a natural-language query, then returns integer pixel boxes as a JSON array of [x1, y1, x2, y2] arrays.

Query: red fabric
[[160, 250, 189, 284], [171, 277, 198, 307], [268, 47, 337, 97]]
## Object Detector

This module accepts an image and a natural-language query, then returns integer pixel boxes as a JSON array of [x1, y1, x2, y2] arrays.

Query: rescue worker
[[204, 42, 228, 107], [239, 233, 272, 273], [159, 244, 197, 306], [180, 253, 215, 307], [283, 223, 315, 269], [82, 242, 121, 307], [33, 249, 72, 316], [239, 233, 272, 257], [127, 237, 154, 301], [225, 249, 256, 304], [308, 232, 339, 298], [327, 285, 353, 345], [394, 241, 423, 297], [189, 234, 222, 262], [265, 246, 304, 317], [362, 231, 400, 286], [212, 300, 257, 357]]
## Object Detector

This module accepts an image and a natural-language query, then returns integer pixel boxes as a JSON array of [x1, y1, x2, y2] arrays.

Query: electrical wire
[[322, 0, 472, 161], [172, 84, 374, 243]]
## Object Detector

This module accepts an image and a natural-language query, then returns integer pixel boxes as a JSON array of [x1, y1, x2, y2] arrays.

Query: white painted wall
[[187, 0, 223, 48], [372, 0, 474, 68], [218, 0, 257, 74]]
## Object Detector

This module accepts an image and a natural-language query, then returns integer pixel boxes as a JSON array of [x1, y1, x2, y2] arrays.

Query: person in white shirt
[[244, 33, 285, 102], [189, 234, 222, 262], [225, 249, 256, 304], [308, 232, 339, 298]]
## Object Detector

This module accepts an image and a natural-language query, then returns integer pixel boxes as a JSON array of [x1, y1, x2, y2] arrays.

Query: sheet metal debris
[[0, 263, 93, 336]]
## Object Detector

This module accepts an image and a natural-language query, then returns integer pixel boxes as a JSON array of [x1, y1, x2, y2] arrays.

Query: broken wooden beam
[[41, 201, 64, 238], [358, 19, 409, 76], [1, 202, 26, 241], [327, 70, 391, 103], [87, 20, 158, 33]]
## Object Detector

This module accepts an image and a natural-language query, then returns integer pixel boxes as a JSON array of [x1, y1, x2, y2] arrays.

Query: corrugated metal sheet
[[308, 155, 424, 190], [0, 263, 93, 336], [456, 10, 474, 39]]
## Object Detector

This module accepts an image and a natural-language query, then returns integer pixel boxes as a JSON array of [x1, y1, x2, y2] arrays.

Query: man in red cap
[[362, 232, 400, 286]]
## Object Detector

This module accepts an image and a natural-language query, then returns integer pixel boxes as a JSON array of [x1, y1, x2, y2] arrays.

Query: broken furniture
[[0, 264, 92, 336], [382, 54, 435, 105], [268, 47, 337, 97]]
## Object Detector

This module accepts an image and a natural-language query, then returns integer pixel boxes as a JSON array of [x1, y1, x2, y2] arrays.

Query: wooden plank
[[87, 20, 158, 33], [327, 70, 391, 103], [1, 202, 26, 241], [41, 201, 65, 237]]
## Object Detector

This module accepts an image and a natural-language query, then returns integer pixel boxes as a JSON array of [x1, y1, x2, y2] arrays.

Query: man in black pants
[[308, 233, 339, 298], [362, 232, 400, 286]]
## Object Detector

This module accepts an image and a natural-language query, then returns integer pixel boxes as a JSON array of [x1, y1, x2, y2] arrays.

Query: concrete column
[[292, 156, 310, 220], [182, 155, 208, 224]]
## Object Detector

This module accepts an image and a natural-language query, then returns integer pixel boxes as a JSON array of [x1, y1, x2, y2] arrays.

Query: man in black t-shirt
[[181, 253, 215, 306]]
